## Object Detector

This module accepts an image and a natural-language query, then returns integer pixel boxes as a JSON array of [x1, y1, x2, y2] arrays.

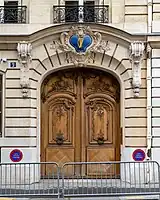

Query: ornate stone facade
[[1, 0, 160, 180]]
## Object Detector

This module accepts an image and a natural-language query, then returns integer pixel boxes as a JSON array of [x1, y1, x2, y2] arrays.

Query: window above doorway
[[53, 0, 109, 23], [0, 1, 27, 23]]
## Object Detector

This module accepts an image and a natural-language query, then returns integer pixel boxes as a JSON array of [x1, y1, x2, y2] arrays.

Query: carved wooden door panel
[[41, 69, 120, 176], [82, 71, 120, 176], [41, 70, 80, 176]]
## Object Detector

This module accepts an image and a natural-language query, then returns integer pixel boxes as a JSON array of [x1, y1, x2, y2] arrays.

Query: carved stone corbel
[[147, 43, 152, 59], [129, 41, 145, 97], [17, 41, 32, 97]]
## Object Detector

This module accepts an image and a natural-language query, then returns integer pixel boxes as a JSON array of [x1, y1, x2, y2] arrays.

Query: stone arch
[[32, 52, 130, 163], [24, 24, 146, 161], [31, 49, 131, 126], [31, 51, 131, 85]]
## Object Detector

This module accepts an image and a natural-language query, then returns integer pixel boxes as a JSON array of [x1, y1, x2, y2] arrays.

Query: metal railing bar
[[0, 161, 159, 198], [53, 5, 109, 23], [0, 6, 27, 24]]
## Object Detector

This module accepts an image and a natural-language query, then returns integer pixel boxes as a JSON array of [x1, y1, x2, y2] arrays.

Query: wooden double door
[[41, 68, 120, 176]]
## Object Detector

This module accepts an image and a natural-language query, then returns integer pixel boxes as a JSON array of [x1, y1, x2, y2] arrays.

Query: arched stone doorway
[[41, 67, 120, 176]]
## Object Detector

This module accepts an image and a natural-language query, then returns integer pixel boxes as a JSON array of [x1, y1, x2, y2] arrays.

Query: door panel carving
[[87, 148, 116, 176], [46, 148, 74, 164], [48, 98, 75, 145], [41, 68, 120, 176], [45, 148, 75, 176], [86, 99, 114, 145], [41, 71, 77, 103], [83, 70, 120, 101]]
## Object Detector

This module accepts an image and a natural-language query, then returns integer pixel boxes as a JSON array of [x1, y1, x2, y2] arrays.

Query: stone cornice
[[148, 36, 160, 49], [0, 24, 147, 50]]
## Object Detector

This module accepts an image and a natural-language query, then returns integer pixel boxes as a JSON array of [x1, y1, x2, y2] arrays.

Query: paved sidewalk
[[63, 197, 160, 200], [25, 196, 160, 200], [65, 197, 159, 200], [64, 197, 159, 200]]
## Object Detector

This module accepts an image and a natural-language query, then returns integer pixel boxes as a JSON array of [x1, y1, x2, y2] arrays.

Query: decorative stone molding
[[129, 41, 145, 97], [146, 43, 152, 59], [148, 1, 152, 6], [17, 41, 32, 97], [51, 25, 110, 67]]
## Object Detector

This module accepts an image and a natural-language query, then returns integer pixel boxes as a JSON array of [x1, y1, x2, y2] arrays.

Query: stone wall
[[0, 0, 149, 34], [151, 49, 160, 163], [153, 0, 160, 32], [124, 0, 147, 32]]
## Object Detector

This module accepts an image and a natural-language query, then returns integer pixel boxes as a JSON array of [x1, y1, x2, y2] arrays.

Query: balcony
[[53, 5, 109, 23], [0, 6, 27, 23]]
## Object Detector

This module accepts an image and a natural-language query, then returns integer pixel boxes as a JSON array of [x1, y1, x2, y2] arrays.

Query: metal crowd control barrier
[[0, 161, 160, 198], [0, 162, 59, 198], [61, 161, 160, 198]]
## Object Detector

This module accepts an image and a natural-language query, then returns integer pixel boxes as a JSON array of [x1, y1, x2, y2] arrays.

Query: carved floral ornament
[[41, 70, 120, 103], [129, 41, 145, 97], [51, 26, 146, 98], [51, 25, 110, 67], [17, 41, 32, 97]]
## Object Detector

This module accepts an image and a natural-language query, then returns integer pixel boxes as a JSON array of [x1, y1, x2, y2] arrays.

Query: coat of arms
[[52, 25, 110, 66]]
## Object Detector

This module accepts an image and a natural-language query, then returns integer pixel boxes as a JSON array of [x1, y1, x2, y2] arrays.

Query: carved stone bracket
[[147, 43, 152, 59], [129, 41, 145, 97], [51, 25, 110, 67], [17, 41, 32, 97]]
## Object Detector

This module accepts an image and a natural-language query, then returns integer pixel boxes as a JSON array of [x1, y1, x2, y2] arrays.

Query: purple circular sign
[[10, 149, 23, 162], [132, 149, 145, 161]]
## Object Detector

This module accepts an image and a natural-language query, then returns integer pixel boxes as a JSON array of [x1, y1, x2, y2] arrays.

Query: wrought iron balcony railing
[[0, 6, 27, 23], [53, 5, 109, 23]]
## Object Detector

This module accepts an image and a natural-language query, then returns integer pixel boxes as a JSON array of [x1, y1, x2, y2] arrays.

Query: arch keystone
[[51, 25, 110, 67]]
